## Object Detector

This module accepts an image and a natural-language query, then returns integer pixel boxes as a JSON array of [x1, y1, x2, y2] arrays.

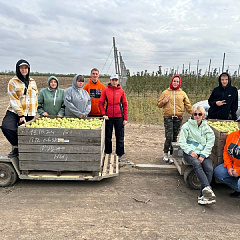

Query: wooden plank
[[102, 154, 109, 175], [18, 144, 101, 153], [115, 155, 119, 174], [18, 135, 101, 145], [19, 153, 100, 162], [19, 161, 100, 171], [109, 154, 115, 175], [134, 164, 176, 170]]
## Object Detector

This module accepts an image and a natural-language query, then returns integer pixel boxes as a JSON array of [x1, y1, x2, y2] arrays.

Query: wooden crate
[[18, 118, 105, 172]]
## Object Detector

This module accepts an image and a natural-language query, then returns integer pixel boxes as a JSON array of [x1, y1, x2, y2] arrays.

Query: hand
[[19, 117, 26, 124], [228, 168, 234, 176], [57, 114, 63, 118], [123, 120, 128, 125], [42, 112, 49, 117], [198, 156, 204, 163], [162, 95, 170, 104], [232, 169, 240, 178], [190, 152, 198, 159], [103, 115, 109, 120], [216, 100, 226, 106], [80, 114, 85, 119]]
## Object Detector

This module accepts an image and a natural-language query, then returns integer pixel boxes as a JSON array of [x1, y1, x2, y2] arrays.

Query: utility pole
[[113, 37, 120, 75], [222, 52, 225, 72]]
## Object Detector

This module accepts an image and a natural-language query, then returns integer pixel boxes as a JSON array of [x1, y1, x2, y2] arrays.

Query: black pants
[[1, 110, 34, 146], [105, 117, 124, 156]]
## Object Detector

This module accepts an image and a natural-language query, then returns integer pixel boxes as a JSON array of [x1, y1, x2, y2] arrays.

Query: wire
[[101, 46, 113, 73], [106, 58, 114, 74]]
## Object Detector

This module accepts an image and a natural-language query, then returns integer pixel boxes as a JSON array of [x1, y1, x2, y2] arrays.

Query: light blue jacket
[[179, 118, 215, 158], [64, 75, 91, 118]]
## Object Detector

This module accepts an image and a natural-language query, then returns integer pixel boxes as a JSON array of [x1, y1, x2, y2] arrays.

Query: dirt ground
[[0, 76, 240, 240]]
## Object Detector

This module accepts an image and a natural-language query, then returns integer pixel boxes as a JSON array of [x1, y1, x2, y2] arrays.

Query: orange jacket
[[223, 130, 240, 175], [83, 79, 106, 116]]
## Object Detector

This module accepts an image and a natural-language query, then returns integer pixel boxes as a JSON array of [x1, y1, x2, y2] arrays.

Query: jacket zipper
[[113, 87, 115, 117]]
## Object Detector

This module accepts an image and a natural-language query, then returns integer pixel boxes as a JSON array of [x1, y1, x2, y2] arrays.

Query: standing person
[[157, 74, 192, 164], [179, 106, 216, 205], [214, 116, 240, 197], [98, 74, 128, 158], [208, 72, 238, 120], [64, 74, 91, 118], [83, 68, 106, 116], [1, 59, 38, 157], [38, 76, 65, 117]]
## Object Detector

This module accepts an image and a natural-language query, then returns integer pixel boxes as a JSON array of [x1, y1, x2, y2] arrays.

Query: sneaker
[[198, 196, 216, 205], [202, 186, 216, 200], [8, 148, 19, 158], [168, 155, 174, 164], [163, 153, 169, 163], [230, 191, 240, 198]]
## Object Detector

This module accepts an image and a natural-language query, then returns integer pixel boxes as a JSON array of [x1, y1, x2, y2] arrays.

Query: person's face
[[193, 110, 203, 123], [49, 79, 58, 89], [221, 76, 228, 87], [172, 77, 180, 88], [110, 78, 119, 87], [77, 79, 84, 88], [19, 65, 28, 77], [91, 70, 99, 83]]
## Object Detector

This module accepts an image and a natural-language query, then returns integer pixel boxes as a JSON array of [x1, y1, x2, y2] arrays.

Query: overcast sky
[[1, 0, 240, 75]]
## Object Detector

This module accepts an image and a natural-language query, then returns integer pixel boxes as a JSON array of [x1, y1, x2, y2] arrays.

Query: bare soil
[[0, 76, 240, 240]]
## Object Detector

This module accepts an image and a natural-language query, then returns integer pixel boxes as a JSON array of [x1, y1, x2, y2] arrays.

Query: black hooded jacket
[[208, 72, 238, 120], [16, 59, 30, 94]]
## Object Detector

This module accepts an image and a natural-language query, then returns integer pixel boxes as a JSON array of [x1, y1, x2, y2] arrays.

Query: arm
[[178, 125, 193, 155], [98, 89, 106, 115], [199, 127, 215, 158], [64, 89, 83, 118], [223, 133, 234, 170], [208, 89, 217, 107], [83, 93, 91, 116], [157, 91, 167, 108], [230, 88, 238, 120], [122, 91, 128, 121], [57, 90, 65, 117], [37, 90, 46, 115], [183, 93, 193, 114]]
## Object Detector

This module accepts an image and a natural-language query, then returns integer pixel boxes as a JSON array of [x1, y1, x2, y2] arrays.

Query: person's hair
[[76, 75, 84, 82], [192, 105, 206, 119], [220, 73, 229, 79], [91, 68, 99, 73]]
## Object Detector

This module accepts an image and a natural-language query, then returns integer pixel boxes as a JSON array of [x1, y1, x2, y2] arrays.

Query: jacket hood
[[188, 118, 208, 127], [72, 74, 84, 89], [16, 59, 30, 82], [169, 74, 181, 90], [48, 76, 59, 90], [107, 83, 121, 89], [218, 72, 231, 88]]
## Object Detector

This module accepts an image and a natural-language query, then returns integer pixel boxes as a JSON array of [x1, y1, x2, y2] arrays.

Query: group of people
[[158, 72, 239, 205], [1, 59, 128, 160]]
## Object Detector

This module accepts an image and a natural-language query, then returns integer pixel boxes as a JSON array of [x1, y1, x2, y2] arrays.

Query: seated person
[[214, 116, 240, 197], [179, 106, 216, 205], [64, 74, 91, 118]]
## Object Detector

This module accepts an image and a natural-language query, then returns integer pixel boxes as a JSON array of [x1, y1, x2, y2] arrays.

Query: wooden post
[[222, 52, 225, 73]]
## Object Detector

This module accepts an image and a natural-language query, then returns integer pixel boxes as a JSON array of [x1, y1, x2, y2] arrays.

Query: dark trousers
[[1, 110, 34, 146], [163, 117, 182, 154], [105, 117, 124, 156], [183, 152, 213, 196]]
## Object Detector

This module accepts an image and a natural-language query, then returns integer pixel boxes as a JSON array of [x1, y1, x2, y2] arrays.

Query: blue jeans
[[183, 152, 213, 195], [214, 163, 240, 192]]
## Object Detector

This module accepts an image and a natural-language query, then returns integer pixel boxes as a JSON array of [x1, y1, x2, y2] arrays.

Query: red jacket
[[99, 84, 128, 120]]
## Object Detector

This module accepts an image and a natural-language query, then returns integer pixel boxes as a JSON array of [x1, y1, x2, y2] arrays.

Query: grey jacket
[[64, 75, 91, 117]]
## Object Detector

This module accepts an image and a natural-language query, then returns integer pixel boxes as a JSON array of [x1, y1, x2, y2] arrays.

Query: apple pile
[[27, 117, 104, 129], [208, 121, 238, 134]]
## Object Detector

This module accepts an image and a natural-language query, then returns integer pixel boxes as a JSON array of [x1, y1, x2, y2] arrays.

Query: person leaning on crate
[[1, 59, 38, 158], [157, 74, 192, 164], [214, 116, 240, 197], [179, 106, 216, 205], [64, 74, 91, 118], [83, 68, 106, 117], [208, 72, 238, 120], [98, 74, 128, 159], [37, 76, 65, 117]]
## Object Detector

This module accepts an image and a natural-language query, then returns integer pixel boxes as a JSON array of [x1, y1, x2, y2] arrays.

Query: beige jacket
[[157, 88, 192, 117]]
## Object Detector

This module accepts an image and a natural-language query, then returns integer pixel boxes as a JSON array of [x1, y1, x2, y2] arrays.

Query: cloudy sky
[[1, 0, 240, 75]]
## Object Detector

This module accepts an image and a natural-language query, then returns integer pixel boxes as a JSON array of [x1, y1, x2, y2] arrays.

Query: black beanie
[[16, 59, 30, 93]]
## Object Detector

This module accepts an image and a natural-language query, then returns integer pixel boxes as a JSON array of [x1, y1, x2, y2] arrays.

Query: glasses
[[193, 112, 203, 116]]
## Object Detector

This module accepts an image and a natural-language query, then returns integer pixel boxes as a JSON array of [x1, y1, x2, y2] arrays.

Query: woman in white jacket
[[179, 106, 216, 205], [64, 75, 91, 118]]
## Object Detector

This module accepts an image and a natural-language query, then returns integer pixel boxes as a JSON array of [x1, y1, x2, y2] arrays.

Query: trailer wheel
[[184, 167, 201, 190], [0, 163, 17, 187]]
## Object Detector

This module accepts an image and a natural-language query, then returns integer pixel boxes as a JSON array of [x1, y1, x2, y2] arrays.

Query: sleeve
[[98, 89, 106, 115], [35, 82, 38, 112], [57, 90, 65, 116], [208, 89, 217, 107], [37, 89, 45, 115], [183, 92, 193, 114], [157, 91, 166, 108], [83, 93, 91, 115], [199, 127, 215, 158], [223, 133, 234, 169], [83, 83, 88, 93], [8, 80, 24, 116], [122, 90, 128, 121], [230, 88, 238, 120], [64, 89, 82, 118], [178, 124, 193, 155]]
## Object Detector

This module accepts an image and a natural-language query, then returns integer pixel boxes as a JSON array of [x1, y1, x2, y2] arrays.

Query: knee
[[214, 164, 225, 180]]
